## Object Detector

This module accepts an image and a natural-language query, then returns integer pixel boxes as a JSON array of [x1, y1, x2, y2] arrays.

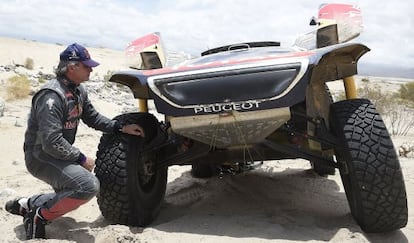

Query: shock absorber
[[343, 76, 358, 99], [138, 98, 148, 112]]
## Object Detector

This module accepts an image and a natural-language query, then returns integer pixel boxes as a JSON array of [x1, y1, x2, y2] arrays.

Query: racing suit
[[23, 78, 121, 221]]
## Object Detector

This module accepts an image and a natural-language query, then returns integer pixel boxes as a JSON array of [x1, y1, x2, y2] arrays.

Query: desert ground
[[0, 37, 413, 242]]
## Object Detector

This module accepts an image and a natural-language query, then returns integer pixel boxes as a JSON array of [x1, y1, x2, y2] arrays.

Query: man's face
[[67, 62, 93, 85]]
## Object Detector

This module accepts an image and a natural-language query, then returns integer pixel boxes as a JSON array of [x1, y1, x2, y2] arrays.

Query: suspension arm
[[262, 139, 342, 169]]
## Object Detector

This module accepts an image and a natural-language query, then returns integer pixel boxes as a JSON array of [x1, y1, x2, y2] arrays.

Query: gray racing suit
[[23, 78, 121, 221]]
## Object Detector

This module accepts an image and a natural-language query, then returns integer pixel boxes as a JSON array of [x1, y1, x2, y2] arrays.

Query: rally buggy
[[94, 3, 407, 233]]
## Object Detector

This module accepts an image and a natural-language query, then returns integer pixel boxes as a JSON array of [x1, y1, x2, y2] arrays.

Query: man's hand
[[82, 156, 96, 172], [121, 124, 145, 137]]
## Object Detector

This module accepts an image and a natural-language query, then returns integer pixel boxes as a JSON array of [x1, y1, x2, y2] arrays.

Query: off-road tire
[[310, 161, 336, 176], [191, 163, 216, 178], [330, 99, 407, 233], [95, 113, 167, 226]]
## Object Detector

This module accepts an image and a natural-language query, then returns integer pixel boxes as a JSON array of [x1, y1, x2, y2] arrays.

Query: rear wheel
[[330, 99, 407, 233], [95, 113, 167, 226], [191, 163, 216, 178], [310, 160, 335, 176]]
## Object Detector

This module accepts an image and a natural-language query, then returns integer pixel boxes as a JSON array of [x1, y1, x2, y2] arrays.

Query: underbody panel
[[169, 107, 290, 148]]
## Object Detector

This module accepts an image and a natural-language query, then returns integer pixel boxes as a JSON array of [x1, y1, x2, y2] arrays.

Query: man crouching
[[5, 43, 144, 240]]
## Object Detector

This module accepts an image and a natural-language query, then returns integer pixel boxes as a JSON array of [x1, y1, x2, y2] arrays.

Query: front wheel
[[95, 113, 167, 226], [330, 99, 407, 233]]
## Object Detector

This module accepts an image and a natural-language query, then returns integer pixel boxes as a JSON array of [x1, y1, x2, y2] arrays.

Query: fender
[[306, 42, 370, 149], [305, 42, 370, 127], [310, 43, 370, 83], [109, 70, 152, 99]]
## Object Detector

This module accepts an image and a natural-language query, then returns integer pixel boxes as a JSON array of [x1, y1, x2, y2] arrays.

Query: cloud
[[354, 1, 414, 68], [0, 0, 412, 76]]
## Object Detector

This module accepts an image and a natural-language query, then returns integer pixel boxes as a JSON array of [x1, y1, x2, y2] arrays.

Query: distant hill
[[359, 63, 414, 80]]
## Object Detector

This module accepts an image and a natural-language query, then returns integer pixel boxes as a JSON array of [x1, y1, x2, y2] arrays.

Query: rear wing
[[294, 3, 363, 50]]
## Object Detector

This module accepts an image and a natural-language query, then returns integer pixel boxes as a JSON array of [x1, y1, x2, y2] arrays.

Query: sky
[[0, 0, 413, 78]]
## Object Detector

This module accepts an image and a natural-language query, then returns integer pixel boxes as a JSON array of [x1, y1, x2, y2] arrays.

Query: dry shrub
[[386, 104, 414, 136], [25, 57, 34, 70], [398, 81, 414, 104], [5, 75, 31, 100]]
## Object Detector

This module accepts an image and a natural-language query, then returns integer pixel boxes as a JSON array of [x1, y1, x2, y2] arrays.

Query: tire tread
[[331, 99, 407, 232]]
